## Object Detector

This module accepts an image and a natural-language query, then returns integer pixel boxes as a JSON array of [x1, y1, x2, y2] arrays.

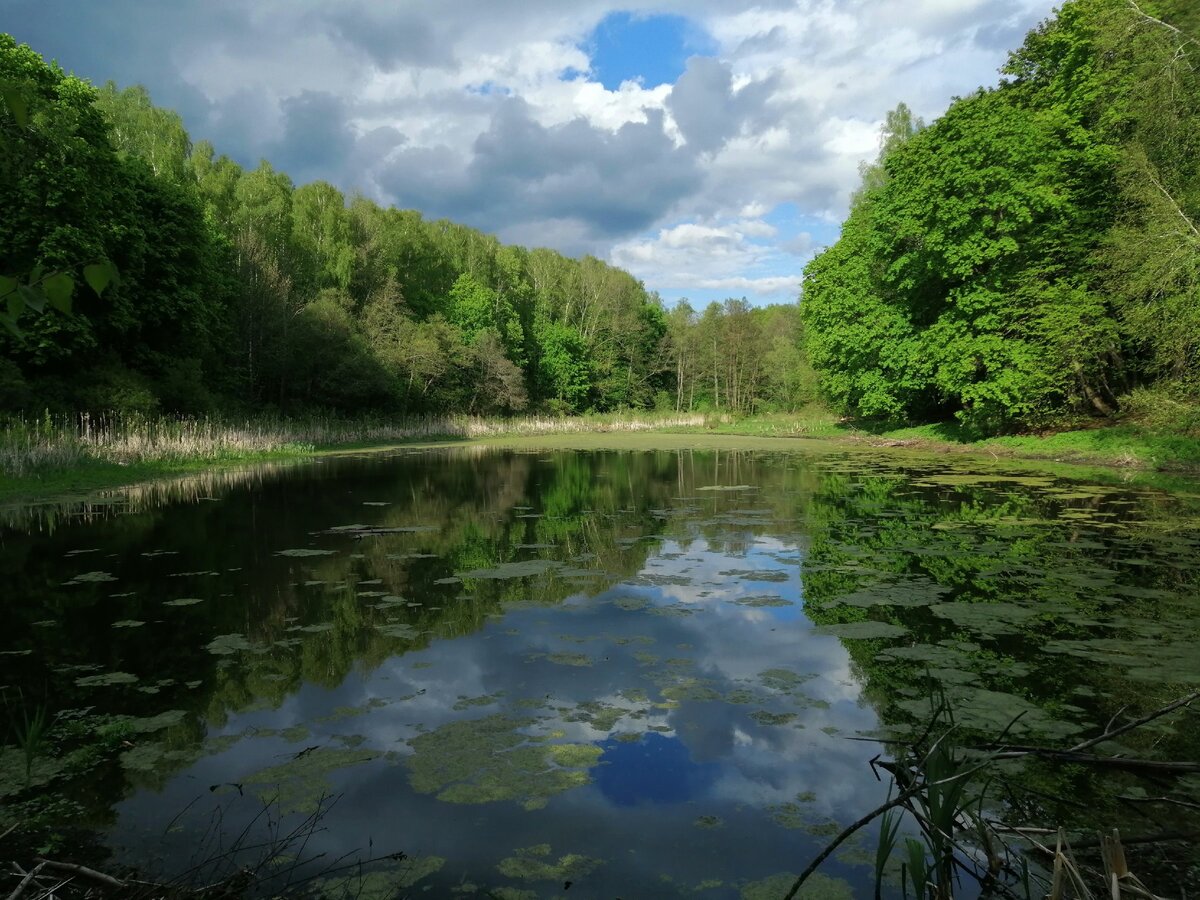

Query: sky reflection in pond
[[4, 442, 1200, 897]]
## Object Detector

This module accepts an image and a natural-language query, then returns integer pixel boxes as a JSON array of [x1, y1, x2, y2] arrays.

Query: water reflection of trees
[[795, 467, 1200, 850], [4, 447, 1199, 859], [2, 449, 702, 827]]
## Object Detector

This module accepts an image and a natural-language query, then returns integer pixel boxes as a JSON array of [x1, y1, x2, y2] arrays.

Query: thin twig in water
[[4, 862, 46, 900]]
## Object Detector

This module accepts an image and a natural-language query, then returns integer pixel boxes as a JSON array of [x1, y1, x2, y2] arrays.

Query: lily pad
[[816, 621, 908, 640], [75, 671, 139, 687], [206, 633, 255, 655], [732, 595, 792, 608], [459, 559, 564, 579], [65, 571, 117, 585]]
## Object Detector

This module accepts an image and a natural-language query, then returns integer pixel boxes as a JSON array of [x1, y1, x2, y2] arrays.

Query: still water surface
[[3, 439, 1199, 897]]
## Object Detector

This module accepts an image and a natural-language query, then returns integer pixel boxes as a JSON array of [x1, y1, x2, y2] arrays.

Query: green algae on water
[[243, 747, 380, 814], [740, 872, 853, 900], [405, 714, 601, 810], [496, 844, 602, 882]]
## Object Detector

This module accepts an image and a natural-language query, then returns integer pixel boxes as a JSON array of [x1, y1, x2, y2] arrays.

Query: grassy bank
[[0, 411, 716, 501], [3, 405, 1199, 504], [699, 407, 1200, 473]]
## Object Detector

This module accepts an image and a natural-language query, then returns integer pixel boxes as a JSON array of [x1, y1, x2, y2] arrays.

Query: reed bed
[[0, 411, 715, 478]]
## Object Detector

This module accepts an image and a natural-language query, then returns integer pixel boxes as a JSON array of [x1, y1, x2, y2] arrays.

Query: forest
[[2, 0, 1198, 437], [0, 34, 810, 421], [802, 0, 1200, 433]]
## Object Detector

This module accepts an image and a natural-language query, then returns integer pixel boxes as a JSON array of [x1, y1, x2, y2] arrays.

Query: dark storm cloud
[[5, 0, 231, 128], [324, 7, 454, 70], [271, 91, 357, 185], [376, 99, 703, 240], [667, 56, 779, 153]]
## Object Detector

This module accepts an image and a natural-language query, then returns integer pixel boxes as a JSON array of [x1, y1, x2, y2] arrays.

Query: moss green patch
[[563, 701, 625, 732], [111, 620, 145, 628], [660, 678, 722, 703], [244, 747, 380, 814], [767, 801, 809, 829], [276, 548, 335, 557], [547, 743, 603, 767], [496, 844, 602, 882], [405, 714, 600, 810], [694, 815, 724, 829]]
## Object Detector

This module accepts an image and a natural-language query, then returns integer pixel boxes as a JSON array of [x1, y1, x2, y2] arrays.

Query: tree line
[[0, 34, 810, 420], [801, 0, 1200, 433]]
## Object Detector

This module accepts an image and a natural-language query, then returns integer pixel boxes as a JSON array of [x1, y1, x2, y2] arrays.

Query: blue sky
[[587, 12, 716, 90], [4, 0, 1058, 307]]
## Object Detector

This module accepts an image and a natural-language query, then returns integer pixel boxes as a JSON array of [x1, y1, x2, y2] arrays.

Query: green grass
[[3, 403, 1199, 506], [687, 404, 1200, 473]]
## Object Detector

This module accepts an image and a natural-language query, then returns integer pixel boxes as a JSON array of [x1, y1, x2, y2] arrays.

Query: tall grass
[[0, 411, 715, 478]]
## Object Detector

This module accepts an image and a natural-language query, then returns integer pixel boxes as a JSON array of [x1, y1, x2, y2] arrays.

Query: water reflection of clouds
[[112, 498, 887, 895]]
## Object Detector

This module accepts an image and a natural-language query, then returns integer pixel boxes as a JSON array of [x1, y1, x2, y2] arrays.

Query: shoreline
[[3, 416, 1199, 508]]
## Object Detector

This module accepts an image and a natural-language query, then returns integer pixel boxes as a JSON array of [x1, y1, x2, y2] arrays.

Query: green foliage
[[802, 0, 1200, 434], [0, 39, 118, 337], [534, 318, 591, 411], [2, 34, 718, 420]]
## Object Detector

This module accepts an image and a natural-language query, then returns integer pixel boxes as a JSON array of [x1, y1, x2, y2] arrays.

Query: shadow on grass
[[836, 418, 984, 443]]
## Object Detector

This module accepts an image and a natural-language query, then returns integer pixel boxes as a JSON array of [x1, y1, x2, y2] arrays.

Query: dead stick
[[33, 858, 125, 889], [5, 862, 46, 900], [994, 750, 1199, 772], [1069, 691, 1200, 753]]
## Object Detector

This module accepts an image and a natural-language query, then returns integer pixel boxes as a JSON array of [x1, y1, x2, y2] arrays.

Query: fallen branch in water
[[979, 690, 1200, 766], [33, 859, 124, 889], [4, 862, 46, 900]]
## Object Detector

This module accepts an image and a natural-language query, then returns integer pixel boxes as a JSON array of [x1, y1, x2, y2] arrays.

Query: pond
[[2, 436, 1199, 898]]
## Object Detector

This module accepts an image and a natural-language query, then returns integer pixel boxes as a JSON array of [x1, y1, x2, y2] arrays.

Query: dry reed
[[0, 411, 715, 478]]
